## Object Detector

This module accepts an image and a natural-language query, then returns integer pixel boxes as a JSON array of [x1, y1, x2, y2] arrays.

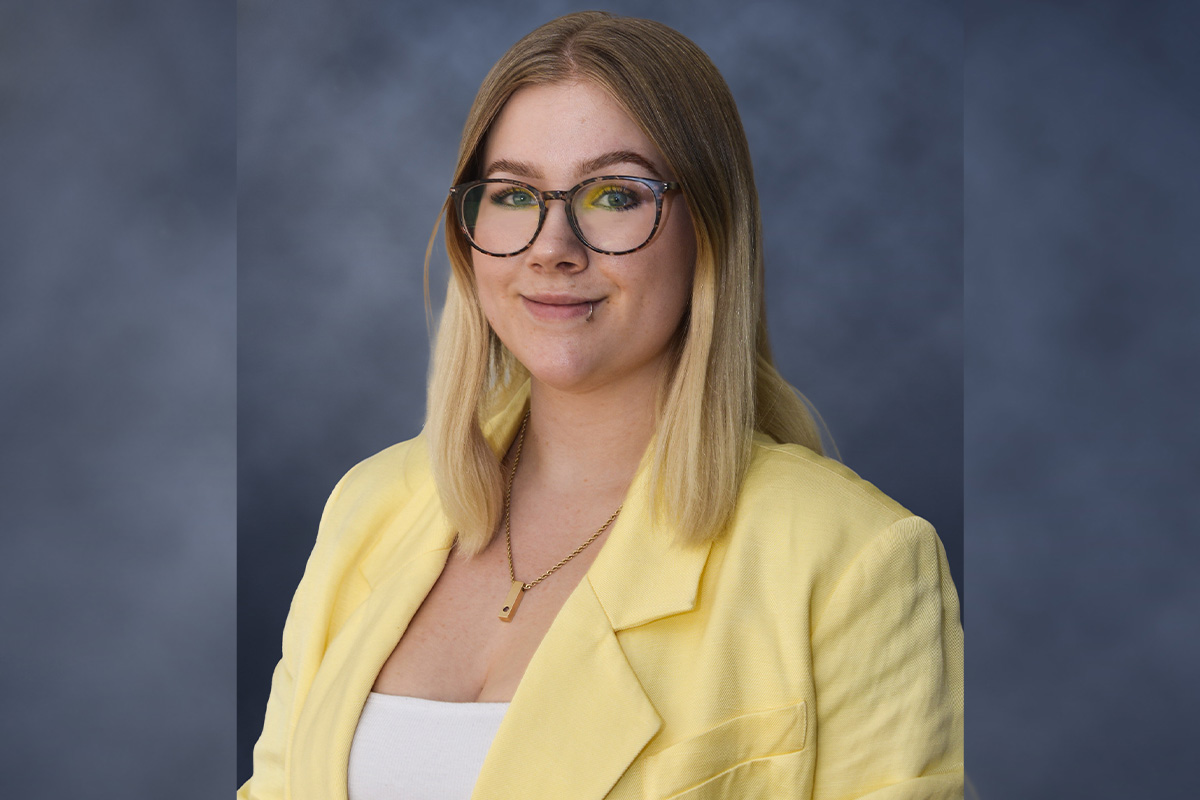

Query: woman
[[240, 11, 962, 800]]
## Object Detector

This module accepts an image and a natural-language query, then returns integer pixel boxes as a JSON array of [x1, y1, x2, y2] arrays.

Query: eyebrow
[[578, 149, 662, 177], [483, 149, 664, 181]]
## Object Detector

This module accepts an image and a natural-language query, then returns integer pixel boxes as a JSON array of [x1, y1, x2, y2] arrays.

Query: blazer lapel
[[290, 477, 456, 800], [472, 580, 661, 799], [474, 438, 713, 799]]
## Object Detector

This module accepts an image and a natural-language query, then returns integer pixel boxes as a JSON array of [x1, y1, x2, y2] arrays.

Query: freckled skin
[[473, 81, 696, 397]]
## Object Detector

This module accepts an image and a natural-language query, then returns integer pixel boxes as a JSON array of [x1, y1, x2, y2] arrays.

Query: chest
[[370, 525, 609, 702]]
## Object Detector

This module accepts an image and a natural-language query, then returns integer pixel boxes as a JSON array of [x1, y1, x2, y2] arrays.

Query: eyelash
[[489, 187, 537, 206], [590, 186, 639, 210], [487, 184, 646, 209]]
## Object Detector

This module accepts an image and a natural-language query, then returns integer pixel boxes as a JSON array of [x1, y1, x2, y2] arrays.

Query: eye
[[581, 184, 641, 212], [489, 186, 539, 208]]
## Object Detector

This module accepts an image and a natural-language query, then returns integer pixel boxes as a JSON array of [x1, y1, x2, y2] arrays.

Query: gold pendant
[[498, 580, 525, 622]]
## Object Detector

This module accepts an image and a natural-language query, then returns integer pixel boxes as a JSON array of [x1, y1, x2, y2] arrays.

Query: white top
[[347, 692, 510, 800]]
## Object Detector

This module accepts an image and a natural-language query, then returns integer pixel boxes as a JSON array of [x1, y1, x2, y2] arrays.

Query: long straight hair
[[426, 12, 823, 556]]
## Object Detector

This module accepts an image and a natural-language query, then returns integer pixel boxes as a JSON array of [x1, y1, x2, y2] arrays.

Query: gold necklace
[[498, 412, 623, 622]]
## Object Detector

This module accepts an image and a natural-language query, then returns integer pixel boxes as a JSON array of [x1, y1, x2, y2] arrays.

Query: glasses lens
[[460, 182, 541, 255], [572, 179, 658, 253]]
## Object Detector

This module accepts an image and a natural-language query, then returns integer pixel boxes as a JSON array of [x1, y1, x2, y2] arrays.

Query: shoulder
[[740, 435, 913, 531], [330, 432, 432, 506], [310, 432, 435, 551], [717, 436, 938, 615]]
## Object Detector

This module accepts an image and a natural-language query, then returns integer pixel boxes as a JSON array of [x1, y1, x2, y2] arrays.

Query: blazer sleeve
[[810, 515, 964, 800], [237, 473, 351, 800]]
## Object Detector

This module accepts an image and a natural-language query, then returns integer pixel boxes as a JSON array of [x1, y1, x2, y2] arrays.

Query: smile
[[520, 294, 602, 322]]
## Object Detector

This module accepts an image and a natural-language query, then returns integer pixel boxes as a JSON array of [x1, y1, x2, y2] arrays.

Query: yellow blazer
[[240, 388, 963, 799]]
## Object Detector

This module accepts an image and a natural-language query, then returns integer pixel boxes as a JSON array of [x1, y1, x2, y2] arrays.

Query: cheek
[[628, 256, 694, 343], [471, 258, 506, 322], [659, 229, 697, 321], [659, 207, 697, 308], [665, 269, 695, 332]]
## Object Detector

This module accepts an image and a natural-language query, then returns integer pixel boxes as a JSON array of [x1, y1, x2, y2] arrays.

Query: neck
[[516, 372, 660, 497]]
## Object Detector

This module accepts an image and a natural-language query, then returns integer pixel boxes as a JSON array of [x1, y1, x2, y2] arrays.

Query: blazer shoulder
[[744, 438, 914, 526], [727, 439, 932, 604], [332, 432, 432, 505], [311, 431, 435, 551]]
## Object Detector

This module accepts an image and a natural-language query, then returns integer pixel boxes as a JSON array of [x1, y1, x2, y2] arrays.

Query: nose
[[526, 197, 588, 274]]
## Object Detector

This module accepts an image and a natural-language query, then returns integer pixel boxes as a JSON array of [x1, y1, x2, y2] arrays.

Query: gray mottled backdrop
[[0, 1, 234, 798], [238, 0, 962, 787], [4, 0, 1197, 797], [966, 1, 1200, 796]]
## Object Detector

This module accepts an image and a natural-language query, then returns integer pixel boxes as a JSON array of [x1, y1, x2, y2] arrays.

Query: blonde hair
[[425, 11, 823, 555]]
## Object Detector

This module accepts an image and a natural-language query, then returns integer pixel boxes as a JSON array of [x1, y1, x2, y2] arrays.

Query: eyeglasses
[[449, 175, 681, 257]]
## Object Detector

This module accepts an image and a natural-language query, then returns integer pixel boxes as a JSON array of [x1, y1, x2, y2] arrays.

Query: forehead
[[481, 81, 669, 179]]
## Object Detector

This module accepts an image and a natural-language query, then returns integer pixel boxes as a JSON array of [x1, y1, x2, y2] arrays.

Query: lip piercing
[[586, 302, 594, 322]]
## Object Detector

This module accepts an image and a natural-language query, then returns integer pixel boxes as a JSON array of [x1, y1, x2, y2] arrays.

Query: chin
[[522, 348, 668, 398], [521, 359, 606, 395], [507, 341, 617, 393]]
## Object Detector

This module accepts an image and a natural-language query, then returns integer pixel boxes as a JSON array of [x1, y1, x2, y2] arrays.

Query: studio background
[[238, 0, 962, 787], [4, 0, 1196, 797]]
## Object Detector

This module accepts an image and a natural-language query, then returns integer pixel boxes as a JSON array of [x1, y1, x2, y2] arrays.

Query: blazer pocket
[[643, 701, 807, 799]]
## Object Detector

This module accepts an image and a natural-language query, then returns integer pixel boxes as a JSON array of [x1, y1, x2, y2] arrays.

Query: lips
[[521, 293, 602, 321]]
